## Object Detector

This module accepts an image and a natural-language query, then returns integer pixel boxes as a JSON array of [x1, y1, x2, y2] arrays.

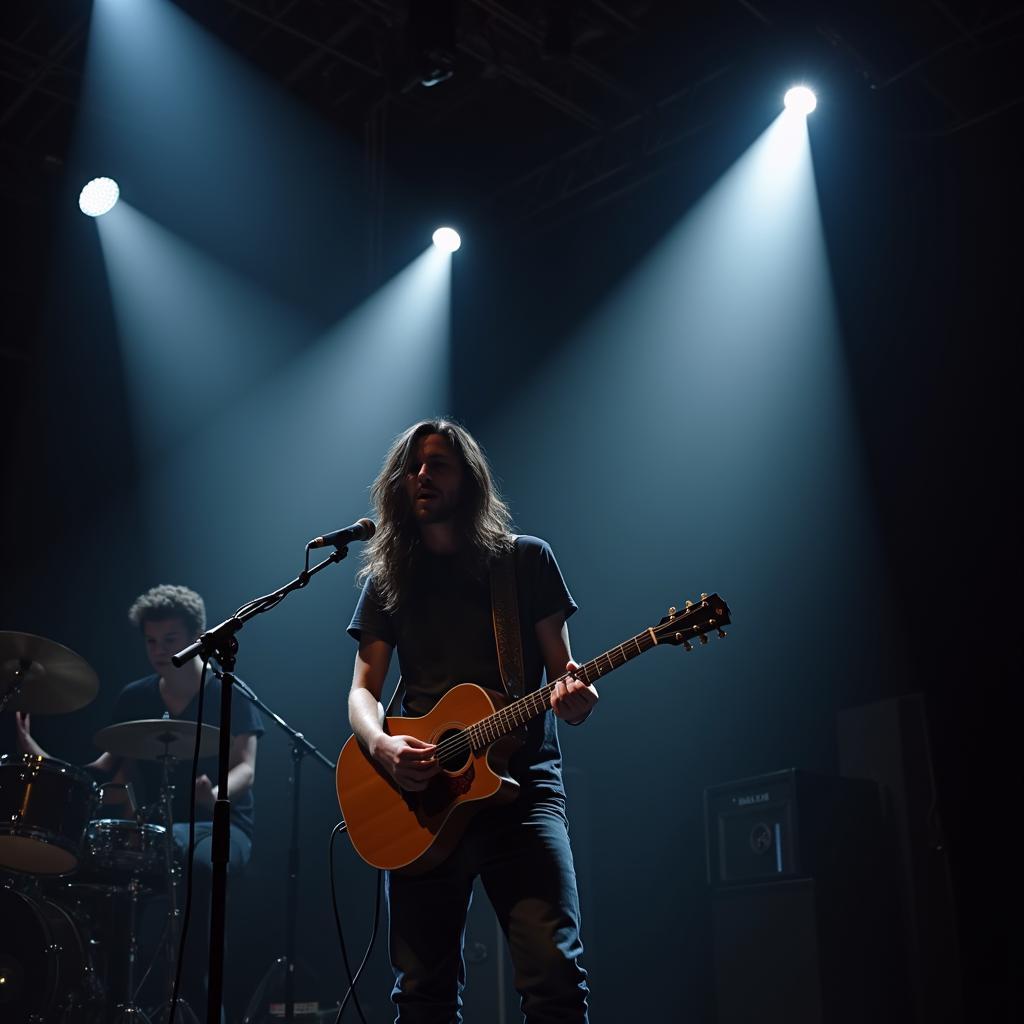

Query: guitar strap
[[490, 538, 526, 700], [382, 538, 525, 718]]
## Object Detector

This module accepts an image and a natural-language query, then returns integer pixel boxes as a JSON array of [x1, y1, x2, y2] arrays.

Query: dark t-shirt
[[347, 534, 577, 796], [111, 674, 265, 839]]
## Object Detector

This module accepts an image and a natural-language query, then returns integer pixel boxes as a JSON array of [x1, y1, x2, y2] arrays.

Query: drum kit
[[1, 631, 219, 1024]]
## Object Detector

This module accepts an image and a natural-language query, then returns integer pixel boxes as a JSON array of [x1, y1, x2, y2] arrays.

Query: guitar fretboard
[[465, 628, 658, 749]]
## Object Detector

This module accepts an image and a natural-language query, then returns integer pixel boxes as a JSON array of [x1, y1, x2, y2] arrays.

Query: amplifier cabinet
[[706, 770, 910, 1024], [704, 768, 884, 886]]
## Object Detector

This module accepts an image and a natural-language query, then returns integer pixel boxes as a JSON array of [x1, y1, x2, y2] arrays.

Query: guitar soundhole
[[437, 729, 470, 772]]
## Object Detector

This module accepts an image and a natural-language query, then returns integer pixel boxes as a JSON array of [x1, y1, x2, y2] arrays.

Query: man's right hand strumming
[[350, 634, 441, 791], [370, 733, 439, 791]]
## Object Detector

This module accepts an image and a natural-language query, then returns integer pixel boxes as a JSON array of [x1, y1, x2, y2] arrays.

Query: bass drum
[[0, 884, 100, 1023]]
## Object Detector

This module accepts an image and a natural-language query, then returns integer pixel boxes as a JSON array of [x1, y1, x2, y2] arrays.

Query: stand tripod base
[[147, 997, 203, 1024], [242, 956, 286, 1024], [243, 955, 335, 1023], [111, 1005, 154, 1024]]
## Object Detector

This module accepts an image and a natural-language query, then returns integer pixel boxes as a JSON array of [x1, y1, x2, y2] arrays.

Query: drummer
[[16, 584, 264, 1007]]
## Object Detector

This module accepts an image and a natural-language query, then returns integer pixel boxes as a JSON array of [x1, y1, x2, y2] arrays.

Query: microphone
[[308, 517, 376, 549]]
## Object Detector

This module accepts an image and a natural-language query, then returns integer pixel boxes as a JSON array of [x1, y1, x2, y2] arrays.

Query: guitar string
[[469, 628, 662, 754], [432, 638, 646, 762], [430, 628, 657, 764], [429, 601, 719, 763], [438, 652, 609, 758]]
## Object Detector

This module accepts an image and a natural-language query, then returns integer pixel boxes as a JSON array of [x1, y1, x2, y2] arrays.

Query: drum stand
[[233, 675, 336, 1024], [146, 750, 201, 1024], [111, 876, 155, 1024]]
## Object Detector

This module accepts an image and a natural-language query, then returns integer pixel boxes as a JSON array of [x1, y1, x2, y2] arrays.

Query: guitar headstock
[[653, 593, 731, 651]]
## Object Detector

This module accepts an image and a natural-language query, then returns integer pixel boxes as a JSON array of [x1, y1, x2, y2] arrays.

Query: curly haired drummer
[[16, 583, 264, 1013]]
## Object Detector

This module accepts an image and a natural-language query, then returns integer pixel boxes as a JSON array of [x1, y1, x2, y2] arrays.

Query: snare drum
[[78, 818, 168, 884], [0, 754, 98, 875]]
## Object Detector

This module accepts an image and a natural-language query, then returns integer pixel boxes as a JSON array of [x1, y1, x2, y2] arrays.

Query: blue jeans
[[386, 795, 589, 1023]]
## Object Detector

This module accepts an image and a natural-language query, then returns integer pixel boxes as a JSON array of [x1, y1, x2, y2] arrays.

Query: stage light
[[408, 0, 457, 87], [79, 177, 120, 217], [783, 86, 817, 116], [432, 227, 461, 253]]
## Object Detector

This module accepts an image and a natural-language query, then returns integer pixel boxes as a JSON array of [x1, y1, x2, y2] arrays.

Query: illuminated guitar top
[[337, 593, 731, 873]]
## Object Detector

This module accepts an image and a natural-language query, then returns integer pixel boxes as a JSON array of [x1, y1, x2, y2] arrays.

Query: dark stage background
[[1, 2, 1017, 1021]]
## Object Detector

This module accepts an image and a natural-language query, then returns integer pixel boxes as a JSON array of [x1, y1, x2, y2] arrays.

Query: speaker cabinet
[[837, 694, 963, 1024], [704, 768, 886, 887], [712, 877, 901, 1024], [707, 770, 909, 1024]]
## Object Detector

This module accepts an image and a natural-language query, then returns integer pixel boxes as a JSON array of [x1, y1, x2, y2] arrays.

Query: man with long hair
[[347, 419, 597, 1023]]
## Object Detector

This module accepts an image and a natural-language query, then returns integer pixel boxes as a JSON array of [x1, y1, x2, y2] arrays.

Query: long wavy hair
[[358, 419, 514, 611]]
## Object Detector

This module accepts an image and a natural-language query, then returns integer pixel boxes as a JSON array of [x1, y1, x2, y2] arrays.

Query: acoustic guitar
[[336, 593, 731, 873]]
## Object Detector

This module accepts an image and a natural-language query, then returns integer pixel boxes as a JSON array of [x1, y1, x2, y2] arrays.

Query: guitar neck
[[466, 628, 658, 749]]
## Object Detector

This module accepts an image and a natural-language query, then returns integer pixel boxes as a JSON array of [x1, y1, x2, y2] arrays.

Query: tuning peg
[[717, 629, 728, 639], [684, 599, 694, 609], [681, 638, 693, 651], [668, 606, 677, 617], [700, 593, 708, 601], [699, 634, 709, 646]]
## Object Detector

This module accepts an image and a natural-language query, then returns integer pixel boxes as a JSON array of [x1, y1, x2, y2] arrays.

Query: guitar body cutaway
[[336, 682, 522, 874]]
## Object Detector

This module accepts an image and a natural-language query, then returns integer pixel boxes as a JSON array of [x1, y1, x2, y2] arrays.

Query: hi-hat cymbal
[[0, 631, 100, 714], [95, 719, 221, 761]]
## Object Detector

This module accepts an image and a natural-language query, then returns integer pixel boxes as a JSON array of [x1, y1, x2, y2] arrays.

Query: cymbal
[[0, 631, 100, 714], [95, 719, 221, 761]]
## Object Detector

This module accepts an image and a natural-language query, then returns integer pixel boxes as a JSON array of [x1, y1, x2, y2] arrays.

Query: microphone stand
[[172, 542, 351, 1024], [226, 672, 336, 1024]]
